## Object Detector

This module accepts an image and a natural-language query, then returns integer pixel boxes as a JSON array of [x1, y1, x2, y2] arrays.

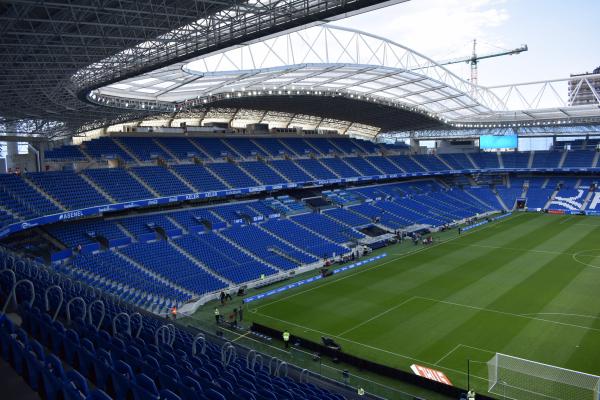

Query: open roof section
[[0, 0, 403, 137]]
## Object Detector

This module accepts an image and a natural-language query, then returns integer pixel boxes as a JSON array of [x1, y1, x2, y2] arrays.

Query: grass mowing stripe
[[251, 309, 491, 383], [444, 242, 580, 257], [418, 217, 600, 365], [247, 213, 600, 396], [336, 296, 417, 337], [254, 213, 522, 311], [521, 312, 600, 320], [414, 296, 600, 333], [252, 293, 600, 368]]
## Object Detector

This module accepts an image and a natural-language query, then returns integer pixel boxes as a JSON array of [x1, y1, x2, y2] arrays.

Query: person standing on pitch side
[[282, 329, 290, 349]]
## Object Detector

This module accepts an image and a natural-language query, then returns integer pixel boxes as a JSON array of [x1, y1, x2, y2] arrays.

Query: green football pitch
[[245, 213, 600, 396]]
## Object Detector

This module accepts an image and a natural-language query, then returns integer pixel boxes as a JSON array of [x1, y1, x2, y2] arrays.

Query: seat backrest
[[87, 388, 112, 400], [81, 338, 95, 353], [238, 388, 256, 400], [96, 348, 112, 366], [161, 365, 180, 382], [65, 370, 89, 397], [0, 315, 15, 332], [27, 339, 45, 359], [66, 329, 80, 343], [205, 388, 227, 400], [46, 354, 65, 378], [159, 389, 181, 400], [135, 373, 159, 396], [114, 359, 135, 380], [182, 376, 203, 395], [143, 354, 160, 370]]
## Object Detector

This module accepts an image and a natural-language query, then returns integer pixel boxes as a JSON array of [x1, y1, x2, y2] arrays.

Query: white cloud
[[336, 0, 510, 60]]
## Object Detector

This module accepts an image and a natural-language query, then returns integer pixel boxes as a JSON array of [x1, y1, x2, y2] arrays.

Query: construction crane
[[437, 39, 528, 86]]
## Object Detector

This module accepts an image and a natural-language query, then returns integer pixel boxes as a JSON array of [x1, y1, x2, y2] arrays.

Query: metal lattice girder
[[0, 0, 404, 137], [94, 25, 505, 124], [92, 23, 600, 129]]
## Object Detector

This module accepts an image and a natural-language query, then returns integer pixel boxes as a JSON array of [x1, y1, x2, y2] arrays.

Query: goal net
[[487, 353, 600, 400]]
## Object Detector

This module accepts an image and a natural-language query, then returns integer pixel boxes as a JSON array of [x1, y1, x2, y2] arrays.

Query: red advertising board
[[547, 209, 565, 215], [410, 364, 453, 386]]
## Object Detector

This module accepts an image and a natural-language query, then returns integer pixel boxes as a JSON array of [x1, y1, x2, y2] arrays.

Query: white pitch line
[[435, 343, 462, 366], [571, 250, 600, 270], [414, 296, 600, 333], [520, 312, 600, 320], [559, 216, 575, 225], [254, 213, 520, 311], [251, 310, 490, 382], [458, 343, 497, 354], [446, 242, 574, 256], [337, 296, 417, 337], [232, 332, 250, 342]]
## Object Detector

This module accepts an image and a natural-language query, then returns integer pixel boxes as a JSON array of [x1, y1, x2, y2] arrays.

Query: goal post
[[487, 353, 600, 400]]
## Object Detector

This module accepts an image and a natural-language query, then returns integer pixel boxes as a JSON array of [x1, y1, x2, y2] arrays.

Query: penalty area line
[[251, 310, 489, 383], [435, 344, 497, 367]]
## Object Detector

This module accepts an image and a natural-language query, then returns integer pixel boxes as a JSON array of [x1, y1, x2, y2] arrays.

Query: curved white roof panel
[[93, 25, 600, 126]]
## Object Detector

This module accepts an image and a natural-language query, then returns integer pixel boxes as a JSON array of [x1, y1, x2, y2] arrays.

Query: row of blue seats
[[174, 233, 277, 284], [66, 251, 191, 306], [7, 150, 600, 222], [0, 250, 348, 400], [119, 240, 227, 296], [48, 136, 382, 161], [46, 180, 517, 306], [46, 198, 313, 248]]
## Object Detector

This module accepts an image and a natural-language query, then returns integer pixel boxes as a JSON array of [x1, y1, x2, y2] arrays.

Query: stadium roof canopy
[[3, 1, 599, 139], [0, 0, 403, 137], [92, 24, 600, 137], [92, 26, 501, 124]]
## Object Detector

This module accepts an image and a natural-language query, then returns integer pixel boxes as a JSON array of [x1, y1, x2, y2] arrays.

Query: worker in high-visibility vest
[[171, 306, 177, 320], [357, 387, 365, 396], [282, 329, 290, 349], [214, 308, 220, 324]]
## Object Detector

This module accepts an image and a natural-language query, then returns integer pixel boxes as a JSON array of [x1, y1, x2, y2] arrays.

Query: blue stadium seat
[[207, 163, 258, 188], [131, 166, 191, 196], [319, 158, 359, 178], [239, 161, 288, 185], [295, 159, 337, 180], [45, 145, 87, 161], [343, 157, 382, 175], [387, 155, 425, 172], [116, 137, 173, 161], [84, 168, 155, 202], [269, 160, 313, 182], [171, 164, 229, 192], [82, 137, 134, 161], [27, 172, 108, 210]]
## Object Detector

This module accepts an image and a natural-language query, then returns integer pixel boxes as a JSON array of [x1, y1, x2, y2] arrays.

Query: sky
[[334, 0, 600, 87]]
